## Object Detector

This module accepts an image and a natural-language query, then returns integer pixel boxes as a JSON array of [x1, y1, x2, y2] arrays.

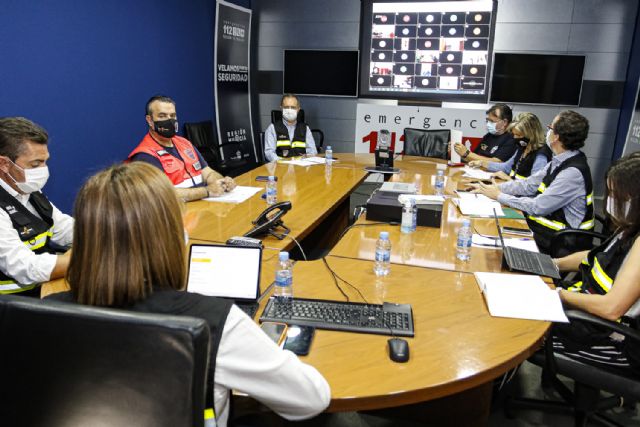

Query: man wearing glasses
[[264, 94, 317, 162], [454, 103, 517, 163], [472, 110, 594, 254]]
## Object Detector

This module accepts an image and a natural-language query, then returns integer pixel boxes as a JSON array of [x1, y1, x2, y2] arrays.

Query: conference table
[[42, 153, 549, 423]]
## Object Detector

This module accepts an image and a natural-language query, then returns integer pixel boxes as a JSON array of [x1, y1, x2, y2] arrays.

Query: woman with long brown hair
[[47, 162, 330, 426], [552, 154, 640, 371]]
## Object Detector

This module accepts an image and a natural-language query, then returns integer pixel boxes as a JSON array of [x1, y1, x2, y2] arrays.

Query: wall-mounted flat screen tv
[[283, 49, 359, 97], [359, 0, 497, 102], [491, 53, 585, 106]]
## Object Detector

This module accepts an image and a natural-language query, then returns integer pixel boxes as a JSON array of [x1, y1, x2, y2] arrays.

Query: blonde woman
[[47, 162, 330, 427], [469, 112, 552, 180]]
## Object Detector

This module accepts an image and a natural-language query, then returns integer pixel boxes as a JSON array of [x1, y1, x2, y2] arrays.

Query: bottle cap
[[326, 146, 332, 150], [462, 219, 471, 227], [380, 231, 389, 240], [437, 170, 444, 175], [279, 251, 289, 261]]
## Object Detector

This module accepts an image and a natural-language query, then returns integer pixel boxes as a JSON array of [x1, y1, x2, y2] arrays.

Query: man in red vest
[[128, 95, 236, 202]]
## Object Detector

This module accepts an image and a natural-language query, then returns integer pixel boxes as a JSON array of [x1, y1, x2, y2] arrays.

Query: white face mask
[[606, 195, 632, 222], [7, 160, 49, 194], [282, 107, 298, 122], [546, 128, 555, 149], [486, 121, 498, 135]]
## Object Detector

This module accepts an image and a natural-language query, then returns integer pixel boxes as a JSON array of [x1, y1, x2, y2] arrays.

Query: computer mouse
[[387, 338, 409, 363]]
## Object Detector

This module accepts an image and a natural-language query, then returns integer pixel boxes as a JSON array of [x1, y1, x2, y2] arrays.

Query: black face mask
[[515, 137, 529, 147], [153, 118, 177, 138]]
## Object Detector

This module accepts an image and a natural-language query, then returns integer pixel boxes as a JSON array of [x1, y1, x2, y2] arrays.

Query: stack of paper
[[474, 272, 568, 322], [462, 167, 493, 180], [279, 156, 335, 166], [380, 182, 417, 193], [455, 192, 504, 216], [204, 186, 262, 203]]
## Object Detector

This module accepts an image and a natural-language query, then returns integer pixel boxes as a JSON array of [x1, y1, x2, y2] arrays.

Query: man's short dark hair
[[0, 117, 48, 161], [554, 110, 589, 150], [280, 93, 300, 107], [145, 95, 176, 116], [486, 103, 513, 123]]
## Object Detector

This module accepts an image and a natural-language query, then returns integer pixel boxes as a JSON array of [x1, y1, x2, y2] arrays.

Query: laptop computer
[[493, 211, 561, 279], [187, 243, 263, 317]]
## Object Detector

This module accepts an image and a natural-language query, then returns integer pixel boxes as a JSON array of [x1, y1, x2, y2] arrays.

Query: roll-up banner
[[214, 0, 256, 164]]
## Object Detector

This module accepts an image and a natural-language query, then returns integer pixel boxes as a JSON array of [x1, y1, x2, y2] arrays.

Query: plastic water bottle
[[401, 198, 417, 234], [274, 251, 293, 301], [374, 231, 391, 276], [266, 175, 277, 205], [435, 170, 445, 196], [325, 146, 333, 164], [456, 219, 472, 261]]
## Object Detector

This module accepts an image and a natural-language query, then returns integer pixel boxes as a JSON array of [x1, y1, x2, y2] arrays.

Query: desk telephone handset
[[244, 201, 292, 240]]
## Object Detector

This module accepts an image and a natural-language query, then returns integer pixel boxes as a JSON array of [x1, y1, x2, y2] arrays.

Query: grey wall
[[255, 0, 638, 195]]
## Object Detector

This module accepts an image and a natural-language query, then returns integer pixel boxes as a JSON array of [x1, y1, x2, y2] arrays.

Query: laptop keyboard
[[505, 247, 559, 279], [260, 297, 414, 337], [236, 303, 258, 319]]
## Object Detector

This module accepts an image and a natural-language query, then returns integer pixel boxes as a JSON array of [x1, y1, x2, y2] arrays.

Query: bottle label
[[276, 274, 292, 287], [457, 235, 472, 248], [375, 249, 390, 262]]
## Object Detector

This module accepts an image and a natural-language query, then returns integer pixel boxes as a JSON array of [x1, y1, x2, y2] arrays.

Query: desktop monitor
[[490, 53, 585, 106], [283, 49, 359, 97]]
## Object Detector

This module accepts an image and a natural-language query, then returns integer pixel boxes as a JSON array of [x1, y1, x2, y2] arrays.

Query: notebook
[[493, 211, 560, 279], [187, 243, 262, 317]]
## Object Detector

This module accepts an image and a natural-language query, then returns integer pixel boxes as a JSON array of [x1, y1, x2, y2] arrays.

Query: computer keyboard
[[260, 297, 414, 337], [506, 247, 541, 272]]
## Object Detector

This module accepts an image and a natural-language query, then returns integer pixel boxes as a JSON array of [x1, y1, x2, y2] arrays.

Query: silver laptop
[[187, 243, 262, 317]]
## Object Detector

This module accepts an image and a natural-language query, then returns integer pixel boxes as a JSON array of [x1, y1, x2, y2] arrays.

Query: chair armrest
[[565, 310, 640, 345]]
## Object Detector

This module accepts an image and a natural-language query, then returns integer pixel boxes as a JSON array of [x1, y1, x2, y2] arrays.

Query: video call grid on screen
[[368, 1, 493, 97]]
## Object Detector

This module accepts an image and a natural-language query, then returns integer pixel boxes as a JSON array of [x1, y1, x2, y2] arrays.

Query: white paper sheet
[[203, 186, 262, 203], [450, 129, 463, 163], [454, 192, 504, 217], [474, 272, 568, 323], [472, 234, 539, 252], [462, 166, 493, 180]]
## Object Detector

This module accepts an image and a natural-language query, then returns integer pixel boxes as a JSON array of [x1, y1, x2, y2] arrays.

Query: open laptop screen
[[187, 244, 261, 300]]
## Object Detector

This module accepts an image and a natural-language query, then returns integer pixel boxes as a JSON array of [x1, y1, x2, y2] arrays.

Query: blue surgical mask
[[486, 121, 497, 135]]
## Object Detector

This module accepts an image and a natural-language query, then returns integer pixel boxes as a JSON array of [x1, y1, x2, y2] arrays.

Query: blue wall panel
[[0, 0, 236, 212]]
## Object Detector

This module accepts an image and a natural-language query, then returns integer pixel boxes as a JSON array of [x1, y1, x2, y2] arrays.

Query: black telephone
[[244, 201, 292, 240]]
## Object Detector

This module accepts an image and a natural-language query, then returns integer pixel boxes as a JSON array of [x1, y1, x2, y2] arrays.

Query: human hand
[[470, 182, 501, 200], [491, 171, 511, 181], [453, 142, 467, 156], [219, 176, 236, 192], [206, 181, 225, 197], [468, 160, 483, 168]]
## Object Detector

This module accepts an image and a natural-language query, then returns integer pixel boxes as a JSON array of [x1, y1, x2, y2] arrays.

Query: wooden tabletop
[[284, 257, 547, 411], [184, 161, 367, 250], [40, 153, 549, 413]]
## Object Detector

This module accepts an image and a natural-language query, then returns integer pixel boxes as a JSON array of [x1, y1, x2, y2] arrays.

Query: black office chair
[[311, 129, 324, 152], [403, 128, 451, 159], [0, 295, 211, 427], [547, 214, 611, 259], [506, 310, 640, 427], [184, 121, 256, 177]]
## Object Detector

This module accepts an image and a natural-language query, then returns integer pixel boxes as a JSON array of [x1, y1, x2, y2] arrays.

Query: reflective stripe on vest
[[0, 227, 53, 293], [590, 256, 613, 293], [527, 214, 567, 231], [276, 140, 291, 147], [291, 141, 306, 149], [0, 282, 39, 294], [537, 182, 547, 192], [509, 169, 527, 180], [25, 228, 54, 251], [173, 173, 203, 189], [204, 408, 216, 427], [586, 192, 593, 206]]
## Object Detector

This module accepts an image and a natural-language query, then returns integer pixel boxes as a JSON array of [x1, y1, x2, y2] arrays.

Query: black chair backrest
[[403, 128, 451, 160], [183, 121, 222, 168], [0, 295, 210, 427], [311, 129, 324, 151], [271, 109, 305, 124]]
